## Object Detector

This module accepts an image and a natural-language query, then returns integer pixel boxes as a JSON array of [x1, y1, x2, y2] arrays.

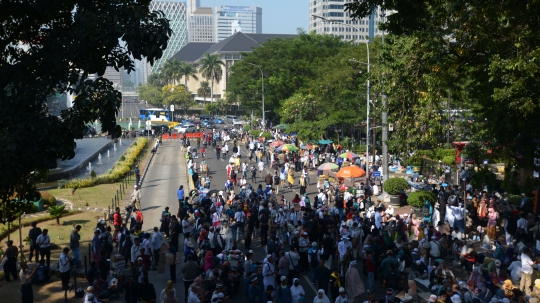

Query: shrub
[[48, 205, 69, 225], [383, 177, 410, 195], [441, 155, 455, 166], [405, 153, 424, 167], [249, 130, 261, 137], [65, 137, 148, 189], [243, 125, 250, 131], [90, 170, 97, 178], [260, 132, 272, 140], [120, 155, 126, 161], [39, 191, 56, 207], [435, 149, 455, 161], [508, 195, 521, 206], [407, 190, 436, 208]]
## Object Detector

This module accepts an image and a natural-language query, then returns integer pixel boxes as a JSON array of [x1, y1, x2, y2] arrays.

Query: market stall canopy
[[318, 139, 333, 144], [336, 165, 366, 178], [318, 163, 339, 171], [273, 124, 290, 130]]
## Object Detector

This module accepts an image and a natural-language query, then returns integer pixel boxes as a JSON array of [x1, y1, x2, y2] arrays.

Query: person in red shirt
[[365, 248, 376, 291], [140, 247, 152, 270], [135, 209, 144, 230], [113, 207, 123, 243], [200, 147, 206, 159]]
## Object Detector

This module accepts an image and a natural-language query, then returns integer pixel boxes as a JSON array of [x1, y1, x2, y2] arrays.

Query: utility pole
[[381, 7, 389, 182]]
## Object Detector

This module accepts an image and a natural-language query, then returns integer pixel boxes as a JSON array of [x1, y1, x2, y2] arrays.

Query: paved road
[[120, 101, 146, 120], [134, 123, 412, 303]]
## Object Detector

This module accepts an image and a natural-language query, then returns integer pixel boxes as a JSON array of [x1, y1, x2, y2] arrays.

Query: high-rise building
[[214, 5, 262, 42], [308, 0, 385, 42], [189, 7, 215, 43], [149, 0, 188, 73], [187, 0, 200, 16]]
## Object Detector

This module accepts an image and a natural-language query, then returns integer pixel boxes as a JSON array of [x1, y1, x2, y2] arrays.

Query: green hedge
[[39, 191, 56, 207], [407, 190, 436, 208], [383, 177, 410, 195], [65, 137, 148, 189]]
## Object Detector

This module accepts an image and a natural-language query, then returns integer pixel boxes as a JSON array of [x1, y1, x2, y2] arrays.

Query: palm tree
[[48, 205, 69, 225], [197, 81, 211, 103], [178, 61, 198, 91], [198, 53, 225, 102], [160, 58, 181, 85]]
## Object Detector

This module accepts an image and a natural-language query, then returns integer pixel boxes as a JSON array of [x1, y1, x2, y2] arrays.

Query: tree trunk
[[211, 80, 214, 102]]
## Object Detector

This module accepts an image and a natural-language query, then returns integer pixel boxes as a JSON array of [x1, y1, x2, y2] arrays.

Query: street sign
[[146, 120, 152, 126], [146, 126, 152, 130], [373, 171, 381, 177], [170, 104, 175, 111]]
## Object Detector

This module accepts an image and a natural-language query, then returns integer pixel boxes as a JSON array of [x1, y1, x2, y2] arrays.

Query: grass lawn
[[0, 211, 102, 302], [48, 181, 131, 210]]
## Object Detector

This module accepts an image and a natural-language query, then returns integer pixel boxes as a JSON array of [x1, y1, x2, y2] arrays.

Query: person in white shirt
[[234, 208, 246, 240], [374, 210, 383, 230], [258, 161, 264, 175], [130, 238, 142, 264], [263, 254, 276, 289], [290, 278, 306, 303], [151, 227, 164, 270], [337, 237, 353, 260], [36, 229, 51, 267], [508, 255, 522, 284], [83, 286, 100, 303], [182, 215, 194, 239], [59, 247, 71, 290], [429, 236, 441, 258], [335, 287, 348, 303], [520, 248, 535, 295], [517, 213, 528, 234]]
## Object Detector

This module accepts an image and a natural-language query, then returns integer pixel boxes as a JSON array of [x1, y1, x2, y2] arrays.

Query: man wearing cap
[[131, 185, 142, 209], [335, 287, 348, 303], [248, 275, 263, 303], [263, 254, 277, 290], [338, 236, 353, 261], [276, 276, 292, 303], [84, 286, 101, 303]]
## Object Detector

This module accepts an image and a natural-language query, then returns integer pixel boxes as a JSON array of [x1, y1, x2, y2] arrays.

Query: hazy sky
[[201, 0, 309, 34]]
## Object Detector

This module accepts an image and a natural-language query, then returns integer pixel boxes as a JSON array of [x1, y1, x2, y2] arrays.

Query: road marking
[[303, 274, 317, 293]]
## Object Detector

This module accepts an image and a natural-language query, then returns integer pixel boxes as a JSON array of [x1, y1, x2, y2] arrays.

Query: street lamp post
[[313, 14, 373, 184], [247, 63, 265, 129]]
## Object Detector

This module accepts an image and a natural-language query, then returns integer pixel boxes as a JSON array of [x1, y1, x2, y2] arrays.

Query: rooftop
[[171, 32, 296, 63]]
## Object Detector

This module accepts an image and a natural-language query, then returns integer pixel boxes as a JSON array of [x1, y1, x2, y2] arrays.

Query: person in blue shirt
[[177, 185, 185, 204]]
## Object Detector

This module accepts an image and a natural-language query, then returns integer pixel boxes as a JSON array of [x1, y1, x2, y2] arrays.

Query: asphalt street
[[133, 122, 397, 303], [119, 101, 146, 120]]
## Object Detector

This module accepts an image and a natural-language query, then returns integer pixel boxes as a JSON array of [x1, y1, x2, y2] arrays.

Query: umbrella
[[273, 124, 290, 130], [270, 140, 285, 147], [318, 163, 339, 171], [336, 165, 366, 178], [278, 144, 298, 152], [318, 139, 333, 144], [339, 152, 358, 159]]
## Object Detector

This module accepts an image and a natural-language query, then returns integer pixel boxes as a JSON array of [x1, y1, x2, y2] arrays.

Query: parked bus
[[139, 108, 171, 122]]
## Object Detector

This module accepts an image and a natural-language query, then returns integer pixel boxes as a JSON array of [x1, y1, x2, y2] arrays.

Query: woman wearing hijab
[[476, 282, 493, 303], [486, 208, 498, 239], [345, 261, 365, 303], [290, 278, 305, 303], [203, 251, 213, 272], [313, 289, 331, 303], [159, 280, 176, 303], [467, 267, 482, 290]]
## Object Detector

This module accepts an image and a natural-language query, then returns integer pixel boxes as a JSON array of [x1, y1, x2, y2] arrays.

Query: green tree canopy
[[0, 0, 170, 221], [178, 61, 198, 92], [197, 81, 211, 102]]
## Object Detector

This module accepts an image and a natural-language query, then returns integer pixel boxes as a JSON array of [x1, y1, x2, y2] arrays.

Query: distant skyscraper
[[187, 0, 200, 16], [149, 0, 188, 73], [189, 7, 215, 43], [214, 5, 262, 42], [308, 0, 385, 42]]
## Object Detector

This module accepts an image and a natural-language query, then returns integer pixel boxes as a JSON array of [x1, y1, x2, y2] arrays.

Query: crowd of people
[[7, 123, 540, 303]]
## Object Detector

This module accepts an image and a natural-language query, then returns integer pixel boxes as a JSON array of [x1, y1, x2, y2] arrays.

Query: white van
[[225, 115, 238, 124]]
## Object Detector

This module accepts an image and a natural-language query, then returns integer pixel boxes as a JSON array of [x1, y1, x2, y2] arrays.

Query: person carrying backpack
[[308, 242, 320, 282]]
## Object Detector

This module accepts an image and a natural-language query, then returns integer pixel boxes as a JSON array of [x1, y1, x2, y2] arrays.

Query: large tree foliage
[[0, 0, 170, 222], [228, 31, 367, 136], [346, 0, 540, 168], [161, 85, 194, 114]]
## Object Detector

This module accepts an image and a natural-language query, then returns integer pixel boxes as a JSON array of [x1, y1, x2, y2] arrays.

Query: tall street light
[[247, 63, 265, 128]]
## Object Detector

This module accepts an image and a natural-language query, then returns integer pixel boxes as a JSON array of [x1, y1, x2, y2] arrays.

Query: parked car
[[225, 115, 238, 124], [175, 124, 196, 133], [201, 120, 215, 128], [213, 118, 225, 124], [199, 115, 213, 121]]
